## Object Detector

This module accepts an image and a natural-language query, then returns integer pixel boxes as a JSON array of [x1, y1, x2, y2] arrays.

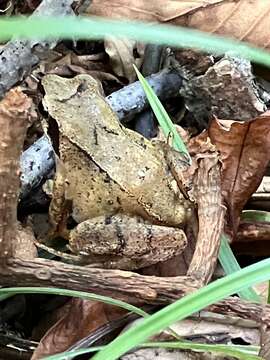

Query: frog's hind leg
[[68, 214, 187, 270]]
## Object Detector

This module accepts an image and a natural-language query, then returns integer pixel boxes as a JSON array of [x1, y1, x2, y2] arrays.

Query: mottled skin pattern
[[42, 74, 192, 269]]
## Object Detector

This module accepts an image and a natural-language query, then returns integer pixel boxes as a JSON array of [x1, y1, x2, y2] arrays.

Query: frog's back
[[63, 138, 189, 227], [43, 74, 190, 227]]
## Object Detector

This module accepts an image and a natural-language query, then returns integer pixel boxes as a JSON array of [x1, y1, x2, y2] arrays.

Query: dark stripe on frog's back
[[114, 222, 125, 248]]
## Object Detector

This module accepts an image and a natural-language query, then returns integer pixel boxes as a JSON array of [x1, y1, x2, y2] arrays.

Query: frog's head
[[42, 74, 122, 158]]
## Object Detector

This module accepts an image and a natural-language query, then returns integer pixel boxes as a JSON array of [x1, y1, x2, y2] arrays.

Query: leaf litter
[[1, 0, 270, 359]]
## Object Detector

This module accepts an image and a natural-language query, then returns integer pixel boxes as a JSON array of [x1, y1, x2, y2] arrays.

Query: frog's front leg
[[154, 138, 191, 200], [68, 214, 187, 270], [49, 160, 72, 239]]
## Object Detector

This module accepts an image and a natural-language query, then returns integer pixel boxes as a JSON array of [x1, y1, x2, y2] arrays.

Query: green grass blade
[[133, 65, 258, 303], [1, 17, 270, 68], [92, 258, 270, 360], [241, 210, 270, 222], [0, 287, 148, 317], [42, 342, 261, 360], [0, 293, 15, 301], [42, 347, 104, 360], [134, 66, 191, 164], [219, 234, 260, 302], [134, 64, 260, 303]]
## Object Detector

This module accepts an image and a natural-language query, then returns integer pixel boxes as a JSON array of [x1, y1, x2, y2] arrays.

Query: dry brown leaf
[[31, 299, 72, 342], [47, 64, 121, 83], [105, 38, 144, 83], [31, 299, 125, 359], [88, 0, 224, 23], [185, 0, 270, 50], [208, 113, 270, 235], [29, 49, 113, 82], [88, 0, 270, 49]]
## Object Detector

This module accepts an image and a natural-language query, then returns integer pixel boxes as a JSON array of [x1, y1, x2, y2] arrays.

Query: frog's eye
[[77, 81, 88, 94], [166, 131, 174, 147]]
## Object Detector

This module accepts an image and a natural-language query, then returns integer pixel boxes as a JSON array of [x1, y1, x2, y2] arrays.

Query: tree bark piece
[[0, 0, 75, 100], [180, 55, 266, 122], [0, 89, 32, 258]]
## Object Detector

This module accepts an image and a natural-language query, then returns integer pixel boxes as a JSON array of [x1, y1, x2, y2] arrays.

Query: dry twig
[[0, 0, 75, 100], [0, 88, 32, 259]]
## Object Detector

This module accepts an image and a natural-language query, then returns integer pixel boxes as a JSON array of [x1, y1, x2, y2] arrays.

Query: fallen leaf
[[31, 298, 72, 342], [31, 299, 126, 359], [88, 0, 270, 50], [208, 112, 270, 234], [87, 0, 224, 23], [47, 64, 121, 83], [184, 0, 270, 50], [27, 47, 115, 85], [105, 38, 144, 83]]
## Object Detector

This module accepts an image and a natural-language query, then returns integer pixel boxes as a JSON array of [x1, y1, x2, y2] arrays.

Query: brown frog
[[42, 74, 192, 270]]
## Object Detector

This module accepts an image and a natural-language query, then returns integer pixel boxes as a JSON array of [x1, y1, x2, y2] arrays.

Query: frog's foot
[[34, 240, 82, 262], [68, 214, 187, 270]]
